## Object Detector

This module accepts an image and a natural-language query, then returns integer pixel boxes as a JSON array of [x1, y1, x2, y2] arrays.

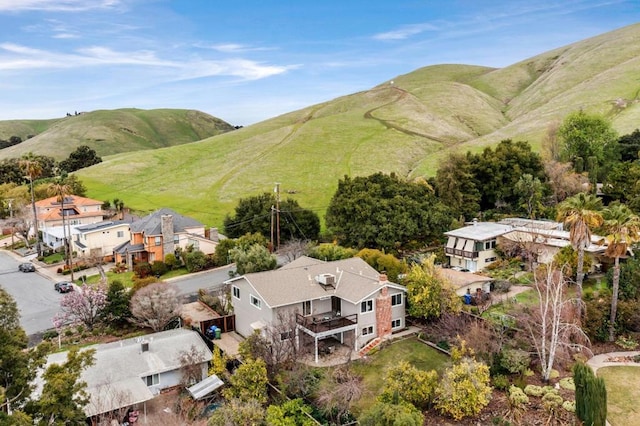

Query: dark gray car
[[18, 262, 35, 272]]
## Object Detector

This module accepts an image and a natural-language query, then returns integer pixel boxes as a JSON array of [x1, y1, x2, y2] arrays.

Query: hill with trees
[[48, 23, 640, 225]]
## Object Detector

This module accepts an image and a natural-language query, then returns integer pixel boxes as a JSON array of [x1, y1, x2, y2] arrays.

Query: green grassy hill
[[68, 23, 640, 228], [0, 108, 235, 160]]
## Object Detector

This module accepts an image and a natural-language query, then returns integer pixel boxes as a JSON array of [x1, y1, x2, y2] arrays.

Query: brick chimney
[[379, 273, 388, 283], [161, 214, 175, 258], [375, 286, 392, 339], [209, 227, 219, 242]]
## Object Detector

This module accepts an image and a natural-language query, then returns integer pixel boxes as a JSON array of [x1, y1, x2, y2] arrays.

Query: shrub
[[574, 362, 607, 426], [559, 377, 575, 391], [500, 348, 531, 375], [615, 335, 639, 350], [542, 391, 563, 415], [562, 400, 576, 413], [134, 262, 152, 278], [42, 330, 59, 340], [164, 253, 179, 269], [132, 276, 159, 292], [492, 374, 510, 391], [508, 385, 529, 409], [524, 385, 544, 397], [151, 261, 168, 276], [185, 250, 208, 272], [435, 356, 492, 420]]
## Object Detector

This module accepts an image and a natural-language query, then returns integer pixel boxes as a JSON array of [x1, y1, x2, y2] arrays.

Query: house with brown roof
[[114, 208, 221, 267], [226, 256, 407, 363]]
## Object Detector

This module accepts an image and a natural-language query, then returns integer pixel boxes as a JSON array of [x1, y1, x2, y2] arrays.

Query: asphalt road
[[0, 251, 62, 336]]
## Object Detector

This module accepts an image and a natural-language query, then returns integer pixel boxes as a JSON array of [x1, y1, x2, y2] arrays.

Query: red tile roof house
[[36, 195, 106, 250], [114, 208, 222, 269], [226, 256, 407, 363]]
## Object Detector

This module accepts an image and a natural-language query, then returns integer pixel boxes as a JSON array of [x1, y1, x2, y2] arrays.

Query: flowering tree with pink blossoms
[[53, 284, 108, 331]]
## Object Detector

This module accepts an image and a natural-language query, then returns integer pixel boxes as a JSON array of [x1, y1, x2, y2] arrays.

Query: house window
[[391, 293, 403, 306], [232, 286, 240, 299], [484, 240, 496, 250], [143, 374, 159, 386], [174, 235, 179, 244], [302, 300, 311, 316], [362, 326, 374, 336], [361, 300, 373, 313], [250, 295, 261, 309], [485, 257, 497, 263], [392, 319, 402, 329], [280, 330, 293, 341], [117, 231, 124, 238], [155, 236, 161, 246]]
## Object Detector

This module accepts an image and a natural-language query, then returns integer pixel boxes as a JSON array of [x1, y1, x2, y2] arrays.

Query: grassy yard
[[81, 268, 190, 287], [350, 337, 450, 415], [43, 252, 64, 264], [598, 366, 640, 426]]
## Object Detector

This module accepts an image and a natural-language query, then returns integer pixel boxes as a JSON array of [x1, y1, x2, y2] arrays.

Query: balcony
[[445, 247, 479, 259], [296, 312, 358, 334]]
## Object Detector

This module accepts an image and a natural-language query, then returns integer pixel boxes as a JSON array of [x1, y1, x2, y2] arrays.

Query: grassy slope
[[0, 118, 62, 141], [73, 23, 640, 228], [0, 108, 235, 160]]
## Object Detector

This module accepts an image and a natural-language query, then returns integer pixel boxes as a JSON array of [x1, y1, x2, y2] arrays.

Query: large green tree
[[603, 161, 640, 212], [556, 193, 603, 315], [223, 192, 320, 245], [326, 172, 452, 251], [601, 203, 640, 341], [617, 129, 640, 162], [559, 110, 618, 178], [0, 288, 47, 416], [469, 139, 547, 212], [28, 348, 95, 425], [434, 152, 481, 221], [58, 145, 102, 173], [405, 255, 461, 320]]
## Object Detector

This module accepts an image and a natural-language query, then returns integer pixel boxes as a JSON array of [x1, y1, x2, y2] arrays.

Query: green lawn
[[598, 366, 640, 426], [43, 252, 64, 264], [350, 337, 450, 414], [81, 268, 190, 288]]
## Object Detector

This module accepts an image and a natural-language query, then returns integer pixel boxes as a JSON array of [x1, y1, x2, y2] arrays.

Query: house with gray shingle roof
[[226, 256, 407, 363], [32, 329, 212, 421], [114, 208, 222, 267]]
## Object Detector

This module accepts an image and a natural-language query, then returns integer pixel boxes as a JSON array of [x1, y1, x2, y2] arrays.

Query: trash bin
[[215, 328, 221, 340]]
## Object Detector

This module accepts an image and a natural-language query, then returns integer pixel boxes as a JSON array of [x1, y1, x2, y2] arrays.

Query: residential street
[[0, 250, 62, 336], [167, 264, 235, 297]]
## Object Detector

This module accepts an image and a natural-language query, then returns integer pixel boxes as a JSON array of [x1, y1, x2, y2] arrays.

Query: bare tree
[[129, 282, 182, 332], [316, 364, 363, 423], [278, 239, 312, 262], [238, 310, 303, 379], [519, 265, 591, 381], [178, 344, 207, 386], [53, 284, 108, 331]]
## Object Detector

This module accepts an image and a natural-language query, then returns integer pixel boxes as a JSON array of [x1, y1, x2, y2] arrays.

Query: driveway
[[167, 265, 235, 298], [0, 251, 62, 336]]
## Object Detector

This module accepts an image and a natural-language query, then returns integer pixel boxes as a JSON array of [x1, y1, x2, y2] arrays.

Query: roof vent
[[141, 341, 149, 352]]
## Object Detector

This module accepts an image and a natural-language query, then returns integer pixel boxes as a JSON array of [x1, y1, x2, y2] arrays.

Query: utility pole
[[275, 182, 281, 251], [8, 198, 14, 247]]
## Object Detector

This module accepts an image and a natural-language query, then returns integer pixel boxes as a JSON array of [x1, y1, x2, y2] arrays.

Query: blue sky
[[0, 0, 638, 126]]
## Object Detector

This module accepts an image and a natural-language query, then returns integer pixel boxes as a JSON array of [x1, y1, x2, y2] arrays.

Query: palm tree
[[48, 179, 72, 279], [19, 156, 43, 257], [556, 193, 603, 316], [601, 203, 640, 342]]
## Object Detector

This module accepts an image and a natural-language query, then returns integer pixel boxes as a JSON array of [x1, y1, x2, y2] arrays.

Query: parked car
[[18, 263, 35, 272], [54, 282, 74, 293]]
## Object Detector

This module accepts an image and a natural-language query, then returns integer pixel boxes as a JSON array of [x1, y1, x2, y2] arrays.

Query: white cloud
[[0, 0, 120, 12], [373, 23, 439, 41], [206, 43, 274, 53], [0, 43, 293, 81]]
